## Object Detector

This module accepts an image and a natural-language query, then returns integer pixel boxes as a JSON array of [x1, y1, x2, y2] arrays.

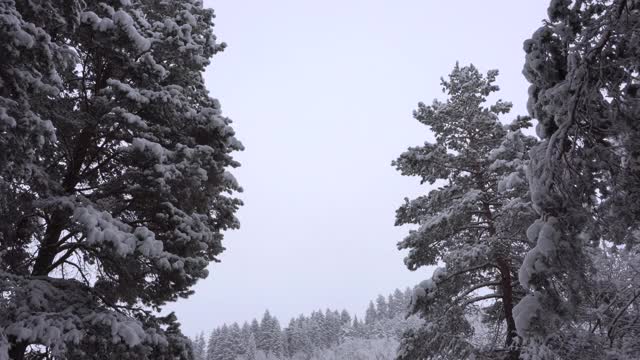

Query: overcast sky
[[166, 1, 549, 336]]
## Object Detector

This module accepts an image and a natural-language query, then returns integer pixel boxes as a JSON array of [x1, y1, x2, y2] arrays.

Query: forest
[[2, 0, 640, 359], [191, 289, 422, 360]]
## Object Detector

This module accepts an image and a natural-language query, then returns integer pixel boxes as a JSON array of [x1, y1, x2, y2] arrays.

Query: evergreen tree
[[393, 64, 537, 360], [375, 295, 389, 320], [323, 309, 342, 346], [308, 310, 325, 348], [215, 325, 231, 360], [258, 310, 284, 357], [296, 316, 314, 358], [228, 323, 247, 359], [364, 301, 377, 326], [389, 289, 406, 318], [339, 310, 352, 326], [515, 0, 640, 358], [241, 322, 252, 349], [402, 288, 413, 309], [193, 332, 207, 360], [207, 329, 221, 360], [386, 294, 396, 318], [250, 319, 261, 339], [245, 333, 257, 360], [0, 1, 242, 359], [257, 311, 271, 353], [352, 316, 364, 338], [285, 317, 312, 358], [284, 318, 297, 356]]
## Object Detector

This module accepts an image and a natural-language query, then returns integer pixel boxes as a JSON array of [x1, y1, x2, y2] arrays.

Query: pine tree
[[386, 294, 396, 318], [364, 301, 377, 326], [389, 289, 406, 318], [257, 310, 284, 357], [285, 317, 311, 358], [515, 1, 640, 358], [308, 310, 326, 348], [207, 329, 221, 360], [295, 315, 314, 358], [339, 310, 351, 326], [213, 325, 230, 360], [352, 316, 363, 338], [193, 332, 207, 360], [323, 309, 342, 346], [393, 64, 537, 359], [256, 311, 271, 353], [375, 295, 389, 320], [228, 323, 247, 359], [0, 1, 242, 359], [250, 319, 261, 339], [246, 333, 257, 360]]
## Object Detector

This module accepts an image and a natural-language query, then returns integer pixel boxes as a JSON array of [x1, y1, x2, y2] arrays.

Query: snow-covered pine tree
[[212, 325, 230, 360], [386, 294, 396, 318], [308, 310, 325, 348], [256, 312, 268, 353], [0, 1, 242, 359], [351, 316, 364, 338], [245, 333, 257, 360], [375, 295, 389, 320], [323, 310, 342, 346], [339, 310, 351, 327], [515, 0, 640, 358], [388, 289, 409, 318], [227, 323, 247, 359], [207, 328, 222, 360], [284, 317, 307, 358], [250, 319, 260, 339], [294, 316, 314, 358], [284, 318, 296, 357], [338, 310, 352, 343], [241, 323, 251, 347], [193, 332, 207, 360], [257, 311, 284, 357], [393, 64, 537, 360], [364, 301, 377, 326]]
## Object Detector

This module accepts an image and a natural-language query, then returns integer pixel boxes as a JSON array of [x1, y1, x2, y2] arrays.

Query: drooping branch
[[460, 293, 502, 308]]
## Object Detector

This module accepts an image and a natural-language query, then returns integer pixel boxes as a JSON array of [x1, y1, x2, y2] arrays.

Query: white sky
[[167, 1, 549, 336]]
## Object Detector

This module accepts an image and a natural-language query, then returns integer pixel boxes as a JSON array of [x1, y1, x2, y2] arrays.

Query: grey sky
[[167, 1, 549, 336]]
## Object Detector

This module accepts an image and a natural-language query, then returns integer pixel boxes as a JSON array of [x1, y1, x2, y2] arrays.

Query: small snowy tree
[[193, 332, 207, 360], [207, 329, 222, 360], [375, 295, 389, 320], [258, 311, 284, 357], [339, 310, 351, 327], [515, 0, 640, 358], [364, 301, 377, 326], [393, 64, 537, 360], [245, 333, 257, 360], [0, 0, 242, 359], [228, 323, 247, 360]]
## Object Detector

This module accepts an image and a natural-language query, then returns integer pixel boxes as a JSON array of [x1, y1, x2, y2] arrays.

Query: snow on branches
[[394, 64, 538, 360], [0, 0, 241, 359]]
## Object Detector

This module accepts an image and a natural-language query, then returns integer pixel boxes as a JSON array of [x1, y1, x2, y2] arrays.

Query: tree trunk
[[31, 211, 67, 276], [8, 340, 27, 360], [480, 198, 520, 360], [15, 127, 95, 358], [497, 258, 519, 360]]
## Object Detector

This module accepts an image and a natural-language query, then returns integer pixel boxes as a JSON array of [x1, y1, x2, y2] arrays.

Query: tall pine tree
[[0, 1, 242, 359], [394, 64, 537, 360]]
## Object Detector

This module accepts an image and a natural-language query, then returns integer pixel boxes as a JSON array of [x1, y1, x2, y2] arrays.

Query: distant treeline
[[191, 288, 420, 360]]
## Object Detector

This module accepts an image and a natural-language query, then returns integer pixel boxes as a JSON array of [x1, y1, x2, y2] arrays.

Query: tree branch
[[461, 293, 502, 308]]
